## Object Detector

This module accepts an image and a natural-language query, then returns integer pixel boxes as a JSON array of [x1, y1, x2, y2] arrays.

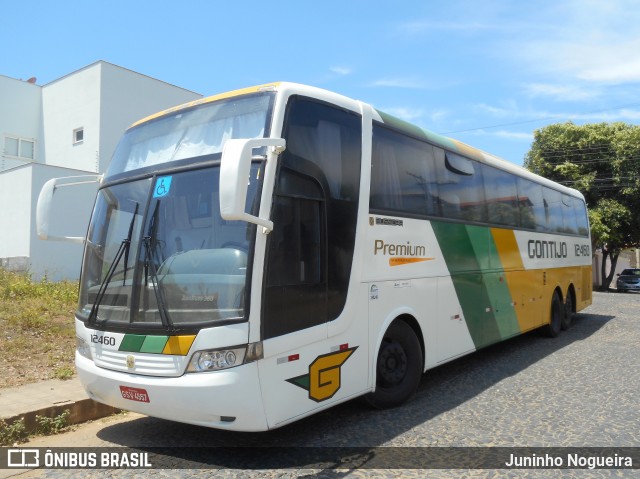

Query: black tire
[[365, 321, 423, 409], [544, 291, 563, 338], [561, 290, 573, 330]]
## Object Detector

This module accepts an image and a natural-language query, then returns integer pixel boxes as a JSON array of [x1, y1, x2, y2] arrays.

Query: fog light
[[76, 336, 92, 360]]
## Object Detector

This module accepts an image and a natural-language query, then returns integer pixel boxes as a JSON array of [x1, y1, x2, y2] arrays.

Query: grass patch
[[0, 411, 71, 446], [34, 410, 71, 436], [0, 418, 27, 446], [0, 269, 78, 388]]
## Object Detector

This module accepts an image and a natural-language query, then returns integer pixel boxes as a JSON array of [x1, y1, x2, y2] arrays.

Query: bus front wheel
[[365, 320, 422, 409]]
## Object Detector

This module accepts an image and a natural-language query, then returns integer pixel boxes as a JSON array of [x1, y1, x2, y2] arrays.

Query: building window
[[73, 128, 84, 145], [3, 136, 35, 160], [4, 137, 18, 156]]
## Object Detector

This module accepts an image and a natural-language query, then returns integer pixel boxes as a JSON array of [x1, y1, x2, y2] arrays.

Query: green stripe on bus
[[140, 335, 169, 353], [431, 221, 520, 348], [119, 334, 146, 352]]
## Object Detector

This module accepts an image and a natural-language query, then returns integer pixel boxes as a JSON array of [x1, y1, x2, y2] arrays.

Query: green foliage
[[0, 418, 28, 446], [54, 366, 75, 380], [0, 268, 77, 387], [34, 410, 70, 436], [0, 269, 77, 304], [524, 121, 640, 252], [0, 411, 71, 445], [525, 121, 640, 290]]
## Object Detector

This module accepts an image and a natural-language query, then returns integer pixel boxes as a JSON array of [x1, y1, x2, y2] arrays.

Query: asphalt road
[[6, 291, 639, 478]]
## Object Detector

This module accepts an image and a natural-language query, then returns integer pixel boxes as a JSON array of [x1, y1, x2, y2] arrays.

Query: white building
[[0, 61, 202, 280]]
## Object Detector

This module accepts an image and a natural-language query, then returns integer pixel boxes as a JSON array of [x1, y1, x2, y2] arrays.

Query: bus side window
[[516, 178, 547, 231], [483, 165, 519, 227], [263, 170, 326, 339], [562, 195, 578, 235], [278, 96, 361, 325], [543, 188, 564, 233], [370, 123, 439, 217], [371, 140, 403, 211], [575, 198, 589, 236], [436, 151, 487, 223]]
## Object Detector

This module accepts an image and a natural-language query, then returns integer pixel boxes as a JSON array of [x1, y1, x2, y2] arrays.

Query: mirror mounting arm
[[219, 138, 286, 234]]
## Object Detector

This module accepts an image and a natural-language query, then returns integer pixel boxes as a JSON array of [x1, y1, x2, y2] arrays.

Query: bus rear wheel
[[365, 320, 422, 409], [562, 290, 574, 330], [544, 291, 563, 338]]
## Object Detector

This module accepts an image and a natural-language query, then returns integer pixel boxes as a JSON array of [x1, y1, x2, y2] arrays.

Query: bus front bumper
[[76, 353, 269, 432]]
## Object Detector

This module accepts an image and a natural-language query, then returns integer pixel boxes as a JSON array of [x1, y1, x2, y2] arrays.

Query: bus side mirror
[[220, 138, 285, 233], [37, 175, 102, 243]]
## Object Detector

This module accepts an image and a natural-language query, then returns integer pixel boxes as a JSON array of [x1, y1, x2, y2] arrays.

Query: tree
[[524, 122, 640, 291]]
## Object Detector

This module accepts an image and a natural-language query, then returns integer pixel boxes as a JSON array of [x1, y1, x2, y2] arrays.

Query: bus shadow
[[96, 311, 614, 470]]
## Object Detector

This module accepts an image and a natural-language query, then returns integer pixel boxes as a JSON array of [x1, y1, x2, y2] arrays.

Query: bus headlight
[[187, 346, 247, 372], [76, 336, 92, 360]]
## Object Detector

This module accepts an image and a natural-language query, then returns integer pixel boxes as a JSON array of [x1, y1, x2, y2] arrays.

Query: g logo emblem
[[287, 347, 358, 402]]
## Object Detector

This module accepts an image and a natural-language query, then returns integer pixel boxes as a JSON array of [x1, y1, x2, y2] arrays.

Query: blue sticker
[[153, 176, 172, 198]]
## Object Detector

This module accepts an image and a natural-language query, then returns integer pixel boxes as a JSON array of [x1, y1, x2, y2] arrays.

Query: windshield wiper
[[88, 202, 139, 326], [143, 199, 175, 331]]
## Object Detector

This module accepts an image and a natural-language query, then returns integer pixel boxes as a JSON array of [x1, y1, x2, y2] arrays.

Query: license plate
[[119, 386, 150, 403]]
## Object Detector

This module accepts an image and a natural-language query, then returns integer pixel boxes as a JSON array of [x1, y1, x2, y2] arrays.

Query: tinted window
[[267, 191, 323, 287], [370, 124, 439, 216], [263, 97, 362, 338], [575, 198, 589, 236], [284, 97, 361, 201], [517, 178, 547, 231], [436, 151, 487, 223], [561, 195, 579, 235], [543, 188, 564, 233], [483, 165, 519, 227]]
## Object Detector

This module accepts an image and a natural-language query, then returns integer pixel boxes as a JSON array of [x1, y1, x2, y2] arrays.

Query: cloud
[[467, 129, 533, 141], [458, 101, 640, 134], [513, 0, 640, 85], [369, 77, 431, 89], [523, 83, 602, 102], [381, 107, 425, 122], [429, 109, 450, 124], [329, 66, 352, 76], [566, 108, 640, 122], [474, 103, 516, 118], [399, 20, 513, 35], [491, 130, 534, 141]]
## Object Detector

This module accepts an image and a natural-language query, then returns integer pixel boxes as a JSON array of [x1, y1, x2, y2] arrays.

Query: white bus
[[38, 83, 592, 431]]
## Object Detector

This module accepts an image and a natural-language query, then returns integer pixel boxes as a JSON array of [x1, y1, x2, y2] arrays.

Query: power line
[[440, 102, 640, 135]]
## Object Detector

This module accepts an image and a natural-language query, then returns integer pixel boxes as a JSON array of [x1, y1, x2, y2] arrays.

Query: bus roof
[[372, 107, 585, 201], [129, 82, 282, 128], [127, 81, 585, 201]]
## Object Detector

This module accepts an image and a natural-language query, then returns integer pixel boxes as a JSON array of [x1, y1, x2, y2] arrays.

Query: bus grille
[[92, 349, 188, 377]]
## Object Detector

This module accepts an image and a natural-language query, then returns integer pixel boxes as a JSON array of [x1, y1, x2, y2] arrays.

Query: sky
[[3, 0, 640, 166]]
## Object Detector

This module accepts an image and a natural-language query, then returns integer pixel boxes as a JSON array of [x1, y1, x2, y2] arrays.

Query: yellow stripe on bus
[[490, 228, 544, 332], [130, 82, 282, 128], [162, 335, 197, 356], [490, 228, 524, 271]]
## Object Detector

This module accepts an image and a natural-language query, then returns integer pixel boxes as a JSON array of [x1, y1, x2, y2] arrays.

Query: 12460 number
[[90, 334, 116, 346]]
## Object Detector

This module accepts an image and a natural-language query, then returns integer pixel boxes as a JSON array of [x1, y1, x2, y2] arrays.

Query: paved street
[[7, 291, 640, 478]]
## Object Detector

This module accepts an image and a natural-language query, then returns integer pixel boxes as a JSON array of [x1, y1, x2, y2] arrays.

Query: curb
[[2, 399, 120, 434]]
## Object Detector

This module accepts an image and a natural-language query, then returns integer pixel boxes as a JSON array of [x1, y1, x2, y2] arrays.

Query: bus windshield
[[106, 92, 274, 178], [78, 164, 261, 331]]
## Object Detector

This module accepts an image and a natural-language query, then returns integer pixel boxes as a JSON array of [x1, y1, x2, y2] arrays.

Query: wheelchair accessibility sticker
[[153, 176, 172, 198]]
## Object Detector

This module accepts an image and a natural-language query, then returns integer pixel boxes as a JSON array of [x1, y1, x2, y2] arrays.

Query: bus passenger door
[[258, 95, 363, 428], [258, 185, 331, 428]]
